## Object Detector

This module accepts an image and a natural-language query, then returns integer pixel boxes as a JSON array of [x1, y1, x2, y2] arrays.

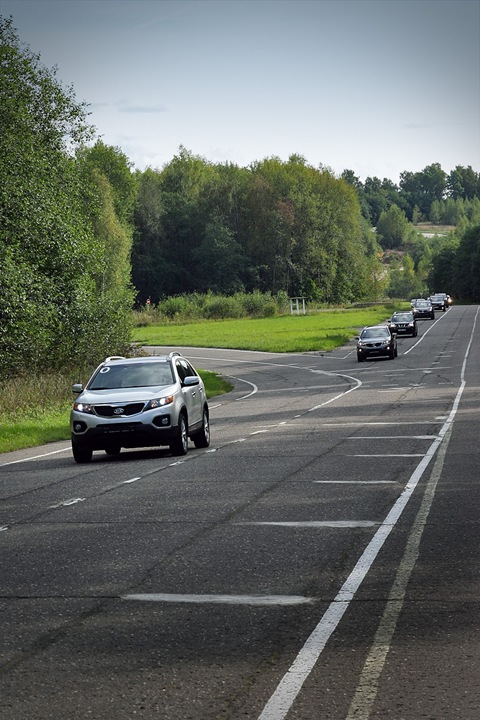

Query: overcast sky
[[2, 0, 480, 182]]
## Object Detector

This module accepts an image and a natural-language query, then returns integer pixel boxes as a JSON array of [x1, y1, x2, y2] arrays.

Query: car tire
[[357, 354, 364, 363], [170, 413, 188, 456], [72, 442, 93, 464], [389, 349, 395, 359], [193, 408, 210, 448]]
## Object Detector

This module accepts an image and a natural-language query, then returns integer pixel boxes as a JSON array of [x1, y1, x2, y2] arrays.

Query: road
[[1, 305, 479, 719]]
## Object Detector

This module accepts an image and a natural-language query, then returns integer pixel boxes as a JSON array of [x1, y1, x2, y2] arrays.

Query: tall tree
[[0, 17, 132, 375], [399, 163, 447, 219]]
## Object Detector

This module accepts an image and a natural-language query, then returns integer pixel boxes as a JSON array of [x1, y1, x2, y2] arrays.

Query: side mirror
[[183, 375, 200, 387], [72, 383, 84, 394]]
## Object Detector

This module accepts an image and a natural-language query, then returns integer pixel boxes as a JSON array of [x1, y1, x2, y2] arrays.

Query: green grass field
[[1, 303, 404, 454], [134, 304, 402, 353]]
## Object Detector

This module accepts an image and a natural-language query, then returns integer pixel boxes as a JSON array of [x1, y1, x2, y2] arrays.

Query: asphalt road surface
[[1, 304, 479, 720]]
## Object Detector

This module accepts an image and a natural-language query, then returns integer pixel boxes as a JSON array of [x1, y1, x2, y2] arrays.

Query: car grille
[[94, 403, 145, 417], [96, 422, 144, 434]]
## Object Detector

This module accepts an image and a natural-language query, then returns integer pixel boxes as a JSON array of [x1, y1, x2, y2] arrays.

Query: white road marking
[[123, 477, 141, 484], [49, 498, 85, 508], [122, 593, 312, 606], [0, 446, 71, 467], [351, 454, 425, 457], [239, 521, 377, 528], [346, 435, 436, 440], [315, 480, 396, 484]]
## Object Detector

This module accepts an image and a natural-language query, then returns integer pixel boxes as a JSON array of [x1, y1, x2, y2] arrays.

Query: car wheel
[[72, 442, 93, 464], [170, 413, 188, 456], [193, 407, 210, 448], [389, 349, 395, 359]]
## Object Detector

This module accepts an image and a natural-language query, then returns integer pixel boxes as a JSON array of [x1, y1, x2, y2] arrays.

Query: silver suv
[[70, 353, 210, 463]]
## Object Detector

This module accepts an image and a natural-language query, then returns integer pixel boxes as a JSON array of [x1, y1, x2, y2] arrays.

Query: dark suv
[[428, 294, 447, 312], [388, 311, 418, 337], [70, 353, 210, 463], [412, 299, 435, 320], [356, 325, 398, 362]]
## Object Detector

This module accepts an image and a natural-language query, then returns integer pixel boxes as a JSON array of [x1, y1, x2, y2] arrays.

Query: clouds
[[2, 0, 479, 180]]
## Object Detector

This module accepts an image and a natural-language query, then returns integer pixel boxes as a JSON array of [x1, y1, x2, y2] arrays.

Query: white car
[[70, 353, 210, 463]]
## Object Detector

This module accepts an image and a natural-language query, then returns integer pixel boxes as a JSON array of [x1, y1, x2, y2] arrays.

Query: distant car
[[356, 325, 398, 362], [429, 293, 447, 312], [412, 299, 435, 320], [70, 352, 210, 463], [388, 311, 418, 337], [434, 292, 452, 306]]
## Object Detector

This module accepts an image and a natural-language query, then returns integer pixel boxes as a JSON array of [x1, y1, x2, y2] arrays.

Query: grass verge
[[0, 370, 232, 455], [133, 304, 402, 352]]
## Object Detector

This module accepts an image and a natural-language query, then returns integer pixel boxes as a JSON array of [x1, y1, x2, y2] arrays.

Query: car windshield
[[392, 313, 413, 321], [416, 301, 430, 307], [361, 328, 388, 339], [89, 362, 174, 390]]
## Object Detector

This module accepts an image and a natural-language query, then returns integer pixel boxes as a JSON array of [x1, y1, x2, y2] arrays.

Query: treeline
[[132, 154, 480, 307], [2, 16, 480, 379], [132, 149, 381, 305]]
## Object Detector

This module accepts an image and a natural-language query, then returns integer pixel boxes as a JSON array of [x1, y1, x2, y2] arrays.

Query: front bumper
[[70, 411, 178, 450]]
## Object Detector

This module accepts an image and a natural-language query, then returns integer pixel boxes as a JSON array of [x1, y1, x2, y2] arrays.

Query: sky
[[2, 0, 480, 183]]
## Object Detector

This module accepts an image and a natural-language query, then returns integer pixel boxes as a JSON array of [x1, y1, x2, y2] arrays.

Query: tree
[[399, 163, 447, 219], [376, 204, 410, 249], [453, 225, 480, 301], [0, 17, 132, 375], [447, 165, 479, 200], [387, 254, 418, 298]]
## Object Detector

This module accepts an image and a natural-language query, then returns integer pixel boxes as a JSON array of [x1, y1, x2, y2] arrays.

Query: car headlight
[[73, 402, 95, 414], [145, 395, 174, 410]]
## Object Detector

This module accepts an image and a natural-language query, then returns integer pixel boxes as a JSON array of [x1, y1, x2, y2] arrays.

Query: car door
[[175, 359, 202, 428]]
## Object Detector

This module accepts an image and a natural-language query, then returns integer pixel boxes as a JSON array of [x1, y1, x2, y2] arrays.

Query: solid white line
[[346, 435, 437, 440], [122, 594, 312, 606], [315, 480, 396, 484], [0, 446, 71, 467], [351, 454, 425, 457], [239, 521, 377, 528], [226, 375, 258, 400]]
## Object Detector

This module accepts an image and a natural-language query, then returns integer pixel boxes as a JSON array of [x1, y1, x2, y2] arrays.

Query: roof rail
[[104, 356, 125, 362]]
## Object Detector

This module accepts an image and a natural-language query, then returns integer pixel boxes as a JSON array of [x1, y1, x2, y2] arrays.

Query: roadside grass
[[133, 304, 402, 352], [1, 303, 404, 454], [0, 369, 231, 454]]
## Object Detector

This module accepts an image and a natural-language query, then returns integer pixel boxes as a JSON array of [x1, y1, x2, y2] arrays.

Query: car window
[[89, 362, 174, 389], [361, 328, 388, 339], [176, 359, 197, 380]]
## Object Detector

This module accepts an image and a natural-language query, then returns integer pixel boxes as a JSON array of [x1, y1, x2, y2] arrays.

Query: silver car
[[70, 353, 210, 463]]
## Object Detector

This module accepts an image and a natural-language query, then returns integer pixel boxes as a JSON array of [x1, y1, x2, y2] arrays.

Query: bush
[[204, 296, 243, 319]]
